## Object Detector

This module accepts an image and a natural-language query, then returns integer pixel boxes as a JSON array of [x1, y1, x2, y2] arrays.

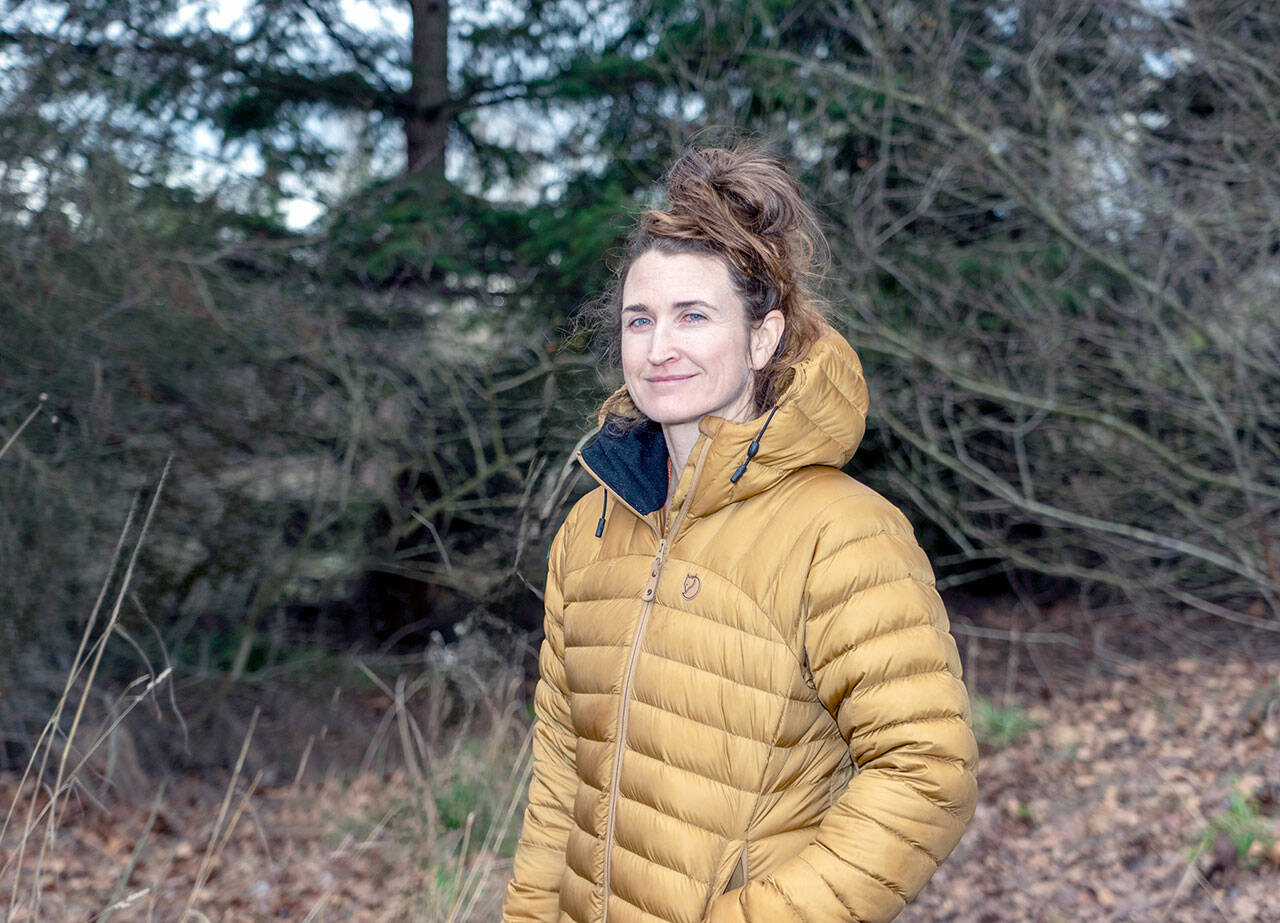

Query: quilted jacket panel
[[504, 329, 978, 923]]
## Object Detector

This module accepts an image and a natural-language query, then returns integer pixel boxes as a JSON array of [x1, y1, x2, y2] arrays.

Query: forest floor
[[902, 640, 1280, 921], [2, 608, 1280, 922]]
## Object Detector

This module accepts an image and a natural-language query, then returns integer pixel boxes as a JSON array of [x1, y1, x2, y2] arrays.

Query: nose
[[647, 318, 678, 365]]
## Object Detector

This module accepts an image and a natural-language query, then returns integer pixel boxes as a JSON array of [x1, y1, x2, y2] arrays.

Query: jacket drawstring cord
[[595, 490, 608, 538], [730, 405, 780, 484]]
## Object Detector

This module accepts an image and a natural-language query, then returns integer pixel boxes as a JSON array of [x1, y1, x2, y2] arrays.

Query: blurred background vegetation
[[1, 0, 1278, 774]]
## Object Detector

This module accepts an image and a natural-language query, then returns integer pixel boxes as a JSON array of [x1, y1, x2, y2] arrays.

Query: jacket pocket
[[705, 841, 749, 917], [724, 844, 748, 893]]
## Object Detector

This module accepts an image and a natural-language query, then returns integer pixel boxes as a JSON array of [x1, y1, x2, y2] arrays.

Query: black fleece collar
[[579, 419, 669, 515]]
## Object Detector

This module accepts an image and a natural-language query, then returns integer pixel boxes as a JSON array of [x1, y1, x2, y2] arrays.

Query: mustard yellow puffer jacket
[[504, 329, 978, 923]]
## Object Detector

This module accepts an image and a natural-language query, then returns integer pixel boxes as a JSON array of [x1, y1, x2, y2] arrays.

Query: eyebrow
[[621, 300, 717, 313]]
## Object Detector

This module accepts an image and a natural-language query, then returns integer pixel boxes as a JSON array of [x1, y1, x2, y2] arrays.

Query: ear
[[748, 310, 785, 370]]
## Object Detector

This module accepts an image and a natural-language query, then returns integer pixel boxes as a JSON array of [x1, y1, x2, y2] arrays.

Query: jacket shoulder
[[550, 484, 609, 566], [781, 466, 919, 540]]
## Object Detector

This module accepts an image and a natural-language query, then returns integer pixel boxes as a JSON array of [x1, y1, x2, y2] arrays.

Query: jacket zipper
[[597, 439, 712, 923]]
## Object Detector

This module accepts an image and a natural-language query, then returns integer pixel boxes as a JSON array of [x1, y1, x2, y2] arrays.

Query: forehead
[[621, 250, 738, 306]]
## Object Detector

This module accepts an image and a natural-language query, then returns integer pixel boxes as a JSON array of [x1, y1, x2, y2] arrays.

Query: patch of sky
[[987, 3, 1018, 37], [1138, 109, 1170, 131], [1066, 124, 1151, 243], [885, 2, 913, 32], [186, 0, 255, 40], [0, 0, 61, 31], [1135, 0, 1185, 16], [0, 45, 27, 88], [1142, 48, 1174, 80], [345, 0, 411, 36], [446, 0, 634, 205], [1142, 46, 1195, 80], [1, 158, 51, 220], [6, 0, 636, 230]]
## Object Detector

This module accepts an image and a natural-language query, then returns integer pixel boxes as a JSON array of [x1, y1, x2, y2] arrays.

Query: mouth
[[646, 374, 695, 384]]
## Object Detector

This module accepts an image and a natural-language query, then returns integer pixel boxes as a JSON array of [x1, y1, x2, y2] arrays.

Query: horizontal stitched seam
[[835, 665, 953, 699], [858, 759, 974, 818], [556, 696, 620, 717], [808, 528, 903, 570], [810, 841, 909, 903], [809, 858, 871, 922], [807, 576, 923, 629], [813, 361, 867, 409], [626, 695, 808, 752], [809, 619, 938, 673], [562, 601, 643, 617], [608, 834, 713, 886], [903, 752, 971, 769], [845, 801, 942, 865], [623, 744, 773, 798], [654, 559, 793, 650], [907, 765, 974, 821], [650, 597, 792, 651], [560, 554, 653, 582], [605, 886, 692, 920], [762, 873, 808, 922], [637, 647, 811, 705], [562, 642, 636, 655], [788, 399, 855, 453], [658, 557, 767, 613], [868, 711, 967, 734]]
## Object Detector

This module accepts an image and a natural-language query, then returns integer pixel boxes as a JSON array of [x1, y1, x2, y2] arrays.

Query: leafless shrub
[[746, 0, 1279, 619]]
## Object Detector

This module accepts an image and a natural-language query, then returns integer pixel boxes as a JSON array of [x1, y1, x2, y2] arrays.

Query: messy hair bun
[[600, 145, 830, 425]]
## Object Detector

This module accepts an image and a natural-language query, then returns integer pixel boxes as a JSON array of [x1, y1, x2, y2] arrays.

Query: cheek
[[714, 333, 755, 377], [620, 335, 643, 381]]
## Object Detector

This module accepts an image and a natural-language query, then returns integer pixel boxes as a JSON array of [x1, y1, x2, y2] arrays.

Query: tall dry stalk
[[179, 708, 261, 922], [0, 395, 45, 463], [1, 460, 171, 919]]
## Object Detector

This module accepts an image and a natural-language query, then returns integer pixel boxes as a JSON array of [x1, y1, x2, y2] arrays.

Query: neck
[[661, 421, 701, 503]]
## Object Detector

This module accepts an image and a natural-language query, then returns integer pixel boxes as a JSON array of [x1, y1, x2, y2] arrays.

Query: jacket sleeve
[[503, 526, 578, 922], [706, 493, 978, 923]]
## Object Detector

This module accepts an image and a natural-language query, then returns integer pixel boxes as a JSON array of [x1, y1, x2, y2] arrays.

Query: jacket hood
[[579, 324, 869, 522]]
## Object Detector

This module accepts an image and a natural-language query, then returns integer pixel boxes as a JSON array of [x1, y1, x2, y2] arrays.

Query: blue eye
[[684, 312, 707, 323], [626, 316, 651, 329]]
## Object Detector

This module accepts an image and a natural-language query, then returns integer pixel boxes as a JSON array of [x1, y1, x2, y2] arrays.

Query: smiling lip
[[647, 374, 695, 384]]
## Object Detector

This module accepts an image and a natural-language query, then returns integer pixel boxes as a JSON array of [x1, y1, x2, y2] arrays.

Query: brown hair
[[597, 145, 830, 426]]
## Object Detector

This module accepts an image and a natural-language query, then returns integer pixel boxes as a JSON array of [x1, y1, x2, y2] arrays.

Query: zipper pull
[[642, 540, 666, 600]]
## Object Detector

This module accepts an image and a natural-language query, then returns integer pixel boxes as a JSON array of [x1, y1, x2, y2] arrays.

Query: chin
[[632, 394, 700, 425], [640, 408, 698, 427]]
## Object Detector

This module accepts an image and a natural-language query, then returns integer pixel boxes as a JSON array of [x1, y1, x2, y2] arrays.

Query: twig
[[96, 780, 167, 923], [181, 707, 260, 922], [949, 623, 1080, 646], [0, 393, 46, 462]]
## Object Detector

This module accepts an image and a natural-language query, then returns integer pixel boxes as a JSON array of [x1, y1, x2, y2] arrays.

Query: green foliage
[[1195, 788, 1277, 870], [435, 776, 487, 832], [0, 138, 589, 750], [971, 695, 1038, 751]]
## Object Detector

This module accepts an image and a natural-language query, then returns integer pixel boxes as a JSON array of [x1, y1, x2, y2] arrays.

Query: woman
[[504, 146, 977, 923]]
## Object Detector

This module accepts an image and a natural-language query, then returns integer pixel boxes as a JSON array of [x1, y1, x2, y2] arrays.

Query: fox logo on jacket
[[681, 573, 701, 600]]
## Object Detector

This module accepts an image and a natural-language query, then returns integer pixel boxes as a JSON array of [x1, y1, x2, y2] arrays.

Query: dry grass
[[0, 651, 532, 922], [0, 453, 532, 921], [0, 753, 529, 921]]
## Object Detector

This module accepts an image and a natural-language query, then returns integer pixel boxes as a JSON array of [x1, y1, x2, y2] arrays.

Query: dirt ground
[[3, 612, 1279, 921], [904, 653, 1280, 922]]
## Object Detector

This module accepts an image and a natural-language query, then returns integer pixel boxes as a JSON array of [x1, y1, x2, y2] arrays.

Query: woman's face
[[620, 250, 783, 429]]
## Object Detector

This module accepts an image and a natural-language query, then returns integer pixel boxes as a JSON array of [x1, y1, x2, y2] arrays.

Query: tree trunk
[[406, 0, 448, 179]]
